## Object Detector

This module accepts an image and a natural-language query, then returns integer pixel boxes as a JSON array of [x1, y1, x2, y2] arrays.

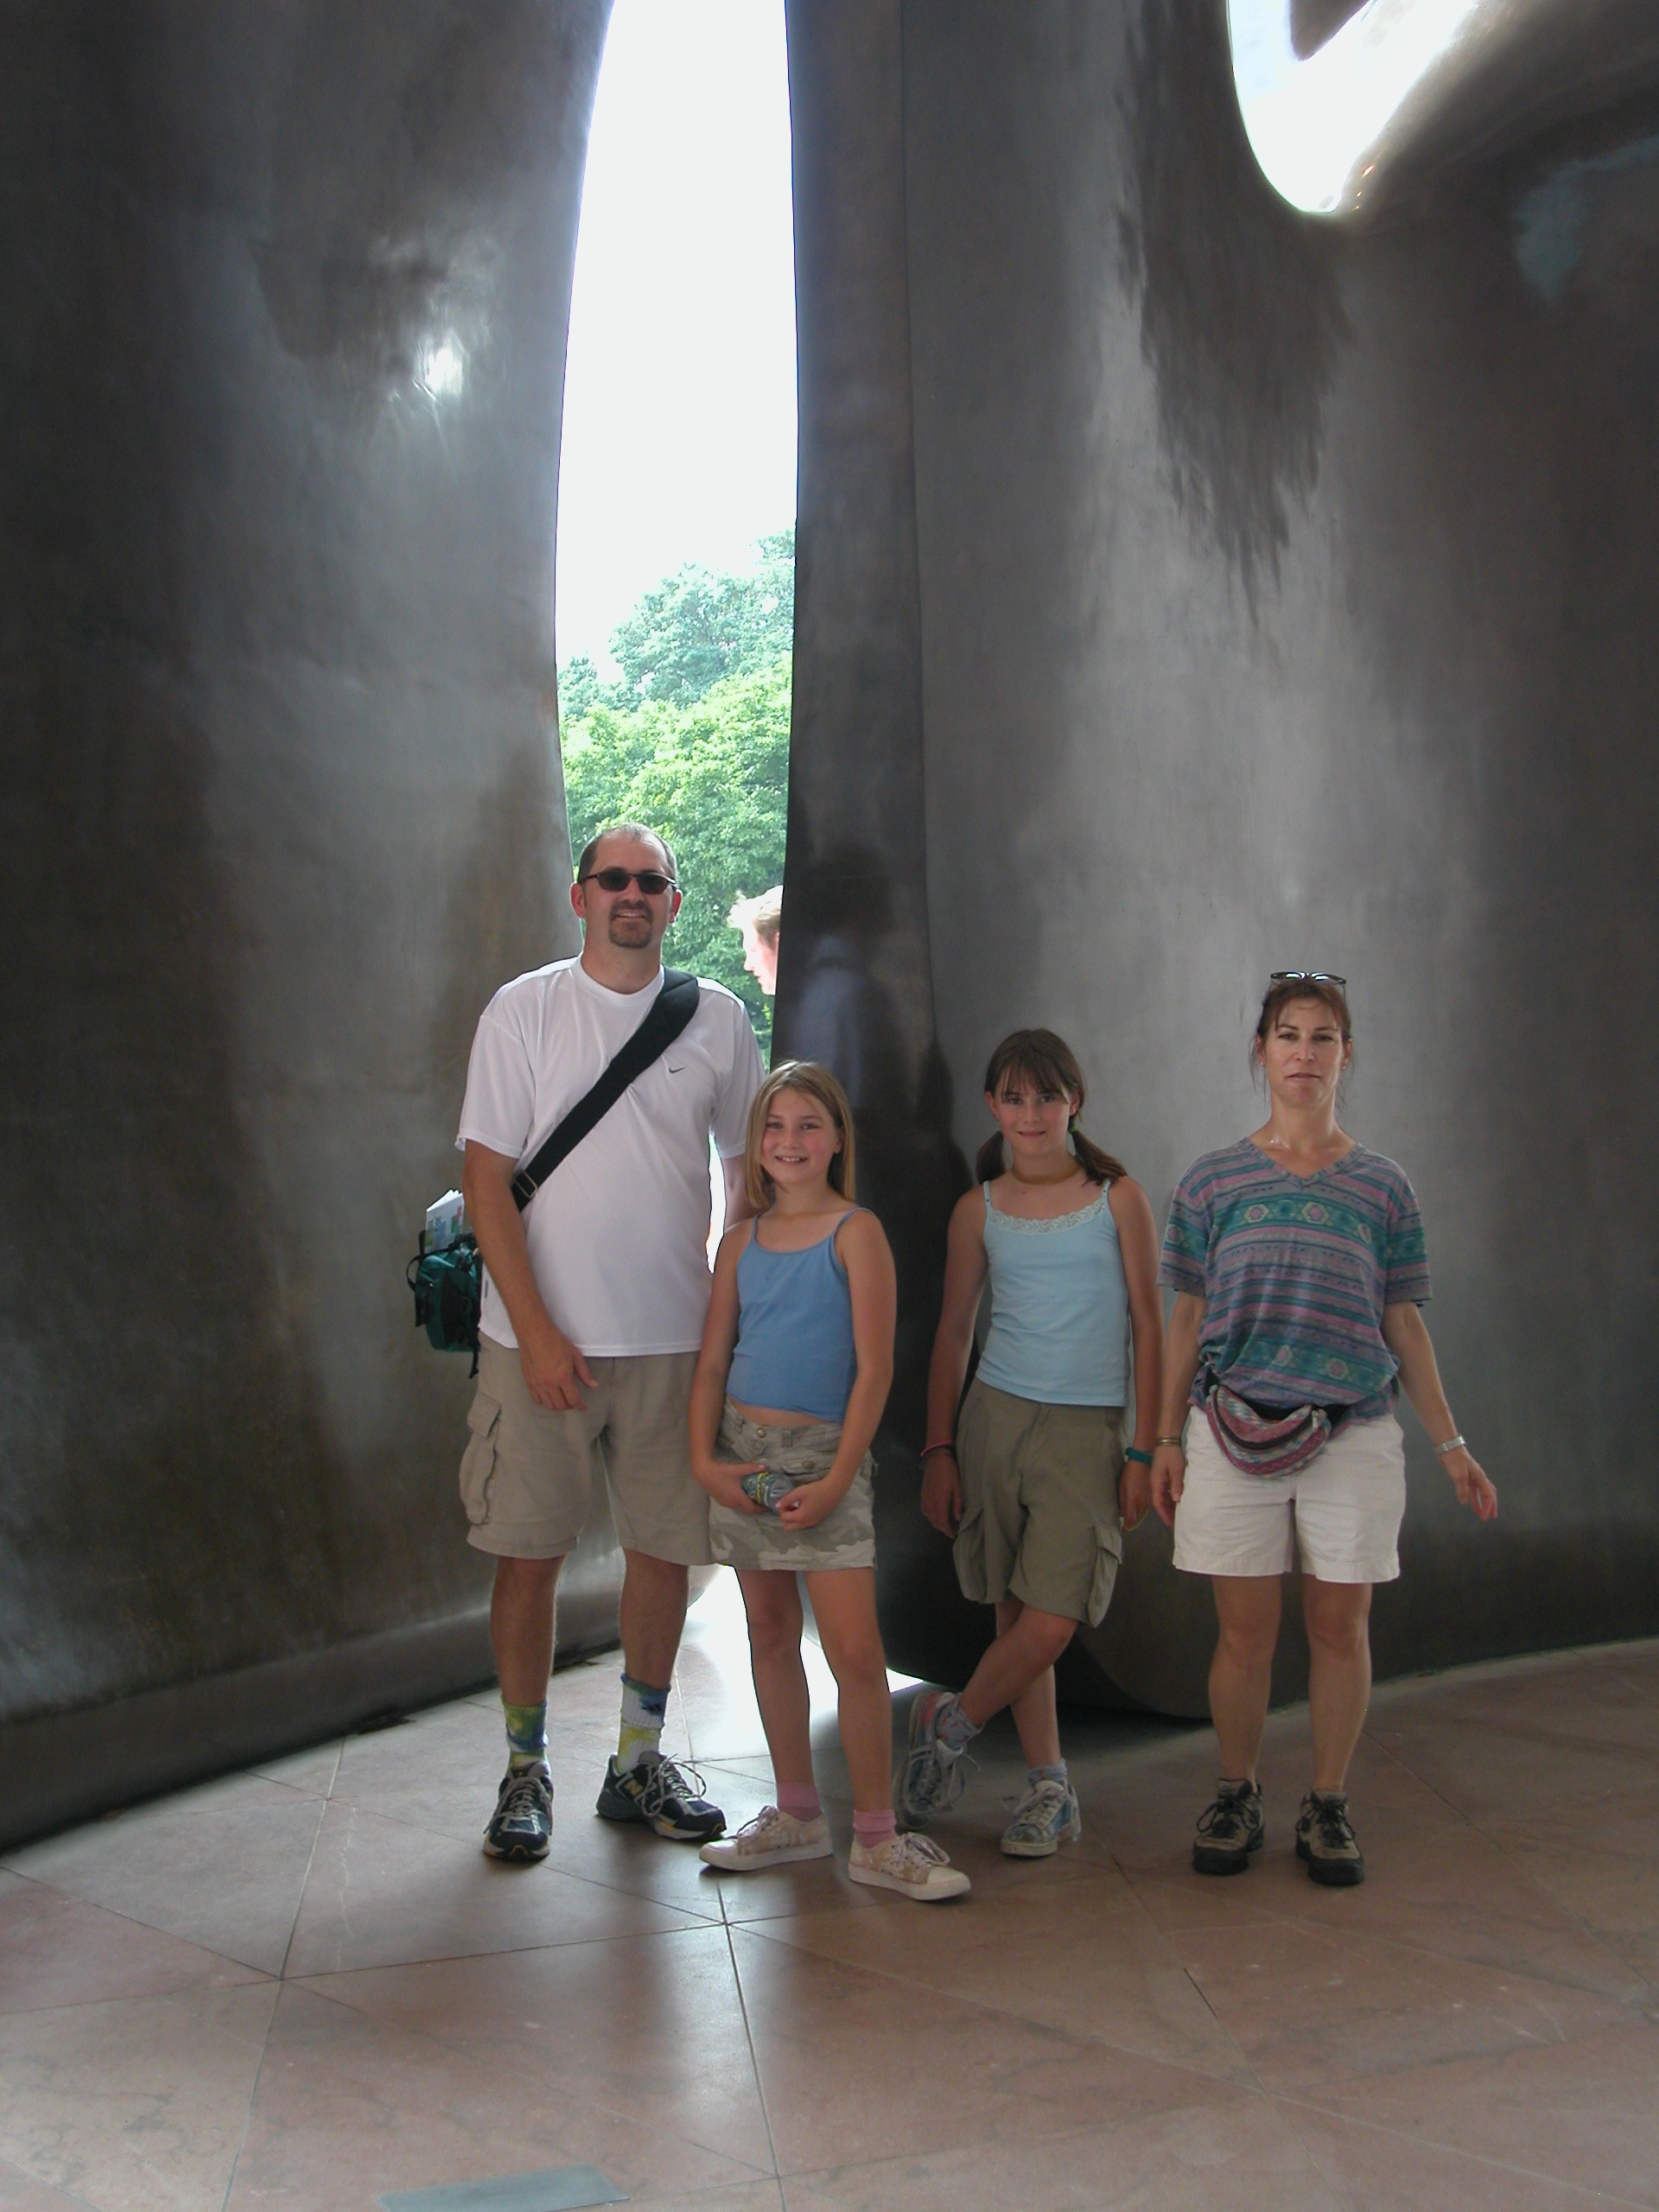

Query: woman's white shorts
[[1173, 1411, 1407, 1585]]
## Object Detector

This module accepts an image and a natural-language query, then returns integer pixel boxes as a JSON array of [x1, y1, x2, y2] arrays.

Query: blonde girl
[[900, 1030, 1163, 1854], [689, 1062, 969, 1900]]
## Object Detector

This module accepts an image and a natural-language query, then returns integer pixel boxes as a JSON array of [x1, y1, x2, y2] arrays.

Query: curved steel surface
[[1228, 0, 1659, 219], [783, 0, 1659, 1716], [0, 0, 618, 1846]]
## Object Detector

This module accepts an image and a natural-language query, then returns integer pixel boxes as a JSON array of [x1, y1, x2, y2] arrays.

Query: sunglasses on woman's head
[[582, 867, 677, 895], [1268, 969, 1346, 988]]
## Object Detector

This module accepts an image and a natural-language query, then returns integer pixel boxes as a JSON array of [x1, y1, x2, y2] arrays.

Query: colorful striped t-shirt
[[1160, 1141, 1431, 1419]]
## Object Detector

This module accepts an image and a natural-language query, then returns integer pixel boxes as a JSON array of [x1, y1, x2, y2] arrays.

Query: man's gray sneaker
[[1192, 1778, 1264, 1876], [1000, 1776, 1083, 1858], [596, 1753, 726, 1842], [484, 1761, 553, 1862], [1296, 1789, 1365, 1886], [893, 1689, 973, 1829]]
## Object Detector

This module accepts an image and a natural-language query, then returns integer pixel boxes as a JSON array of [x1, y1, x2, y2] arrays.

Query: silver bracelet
[[1433, 1433, 1467, 1457]]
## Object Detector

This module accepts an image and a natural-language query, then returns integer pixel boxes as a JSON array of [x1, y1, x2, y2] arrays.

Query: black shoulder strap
[[511, 969, 702, 1210]]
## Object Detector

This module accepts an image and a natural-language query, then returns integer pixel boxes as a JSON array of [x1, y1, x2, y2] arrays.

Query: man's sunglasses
[[581, 867, 678, 896], [1269, 969, 1347, 988]]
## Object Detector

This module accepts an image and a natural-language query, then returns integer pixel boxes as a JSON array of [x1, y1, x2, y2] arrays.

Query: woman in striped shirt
[[1150, 976, 1497, 1888]]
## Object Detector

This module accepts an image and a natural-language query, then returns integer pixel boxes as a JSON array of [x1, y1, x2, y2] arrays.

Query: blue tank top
[[976, 1179, 1129, 1407], [727, 1210, 861, 1423]]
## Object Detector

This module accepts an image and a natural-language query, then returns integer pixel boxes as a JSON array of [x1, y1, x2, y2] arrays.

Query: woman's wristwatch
[[1123, 1446, 1153, 1467], [1433, 1433, 1468, 1457]]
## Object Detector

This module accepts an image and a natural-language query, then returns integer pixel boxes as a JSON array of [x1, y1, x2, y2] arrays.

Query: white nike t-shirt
[[457, 957, 764, 1357]]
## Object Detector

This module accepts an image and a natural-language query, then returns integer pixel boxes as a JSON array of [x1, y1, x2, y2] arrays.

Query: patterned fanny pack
[[1203, 1380, 1341, 1478]]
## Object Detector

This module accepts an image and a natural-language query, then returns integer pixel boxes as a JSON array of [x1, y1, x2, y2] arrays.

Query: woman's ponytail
[[975, 1133, 1005, 1184]]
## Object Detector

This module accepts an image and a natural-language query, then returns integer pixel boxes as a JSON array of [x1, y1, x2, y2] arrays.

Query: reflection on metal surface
[[1228, 0, 1659, 220], [1227, 0, 1497, 216], [418, 334, 467, 399], [1514, 131, 1659, 296]]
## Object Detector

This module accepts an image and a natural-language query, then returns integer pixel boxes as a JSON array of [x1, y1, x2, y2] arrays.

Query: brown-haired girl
[[1153, 975, 1497, 1886], [689, 1062, 969, 1900], [899, 1030, 1163, 1854]]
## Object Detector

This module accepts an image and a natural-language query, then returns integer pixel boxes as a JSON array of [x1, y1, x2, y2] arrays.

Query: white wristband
[[1433, 1433, 1467, 1457]]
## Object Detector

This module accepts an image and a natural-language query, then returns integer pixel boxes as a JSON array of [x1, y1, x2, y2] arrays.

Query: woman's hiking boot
[[1192, 1777, 1264, 1875]]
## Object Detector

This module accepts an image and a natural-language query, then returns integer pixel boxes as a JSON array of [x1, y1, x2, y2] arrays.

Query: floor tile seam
[[273, 1783, 335, 1982], [716, 1871, 1151, 1936], [1112, 1878, 1274, 2095], [1112, 1860, 1306, 1936], [0, 2148, 107, 2212], [0, 1974, 277, 2023], [1363, 1639, 1659, 1702], [729, 1916, 1268, 2099], [299, 1788, 730, 1926], [1476, 1823, 1659, 1875], [287, 1914, 735, 1988], [1364, 1726, 1659, 1863], [1173, 1906, 1659, 2026], [213, 1967, 288, 2212], [1269, 2088, 1657, 2209], [720, 1916, 783, 2182], [0, 1863, 284, 1991], [286, 1915, 729, 1982], [1371, 1721, 1659, 1772], [276, 1970, 780, 2183], [766, 2082, 1288, 2188], [1406, 1793, 1659, 2001], [0, 1773, 334, 1853], [1263, 1919, 1656, 2008]]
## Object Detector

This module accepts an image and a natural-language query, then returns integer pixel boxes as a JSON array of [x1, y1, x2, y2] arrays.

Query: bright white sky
[[555, 0, 798, 673]]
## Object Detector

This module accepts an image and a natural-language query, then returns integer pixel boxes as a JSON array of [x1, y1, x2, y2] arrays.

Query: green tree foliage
[[577, 531, 794, 714], [558, 535, 793, 1048], [560, 645, 790, 1052]]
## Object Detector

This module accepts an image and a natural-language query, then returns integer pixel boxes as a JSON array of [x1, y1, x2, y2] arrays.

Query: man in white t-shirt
[[457, 822, 763, 1862]]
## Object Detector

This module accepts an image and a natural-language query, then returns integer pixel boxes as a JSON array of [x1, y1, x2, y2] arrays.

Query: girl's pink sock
[[853, 1808, 897, 1849], [778, 1782, 822, 1821]]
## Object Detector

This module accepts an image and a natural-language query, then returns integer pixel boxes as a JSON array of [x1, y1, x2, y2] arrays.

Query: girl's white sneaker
[[700, 1805, 833, 1870], [848, 1830, 971, 1901]]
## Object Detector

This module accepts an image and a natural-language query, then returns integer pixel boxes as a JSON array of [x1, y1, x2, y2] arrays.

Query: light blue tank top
[[727, 1210, 861, 1424], [976, 1179, 1129, 1407]]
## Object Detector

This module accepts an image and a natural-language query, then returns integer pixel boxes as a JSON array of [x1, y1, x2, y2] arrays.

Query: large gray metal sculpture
[[7, 0, 1659, 1847], [0, 1, 620, 1845], [779, 0, 1659, 1715]]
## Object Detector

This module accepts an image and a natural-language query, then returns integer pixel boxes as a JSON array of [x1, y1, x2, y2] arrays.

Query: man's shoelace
[[495, 1771, 550, 1827], [639, 1755, 713, 1814]]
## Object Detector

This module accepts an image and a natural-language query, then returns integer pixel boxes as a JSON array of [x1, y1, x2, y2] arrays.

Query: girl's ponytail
[[978, 1028, 1128, 1188], [1069, 1123, 1128, 1187]]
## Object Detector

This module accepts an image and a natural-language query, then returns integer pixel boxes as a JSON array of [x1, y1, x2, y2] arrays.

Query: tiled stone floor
[[3, 1580, 1657, 2211]]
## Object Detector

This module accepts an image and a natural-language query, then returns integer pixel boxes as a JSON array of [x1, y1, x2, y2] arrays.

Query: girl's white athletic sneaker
[[848, 1830, 971, 1900], [700, 1805, 833, 1869]]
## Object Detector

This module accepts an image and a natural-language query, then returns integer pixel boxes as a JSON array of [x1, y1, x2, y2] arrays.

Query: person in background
[[899, 1029, 1163, 1856], [1152, 973, 1497, 1887], [458, 823, 763, 1863], [728, 885, 783, 999], [690, 1062, 969, 1900]]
